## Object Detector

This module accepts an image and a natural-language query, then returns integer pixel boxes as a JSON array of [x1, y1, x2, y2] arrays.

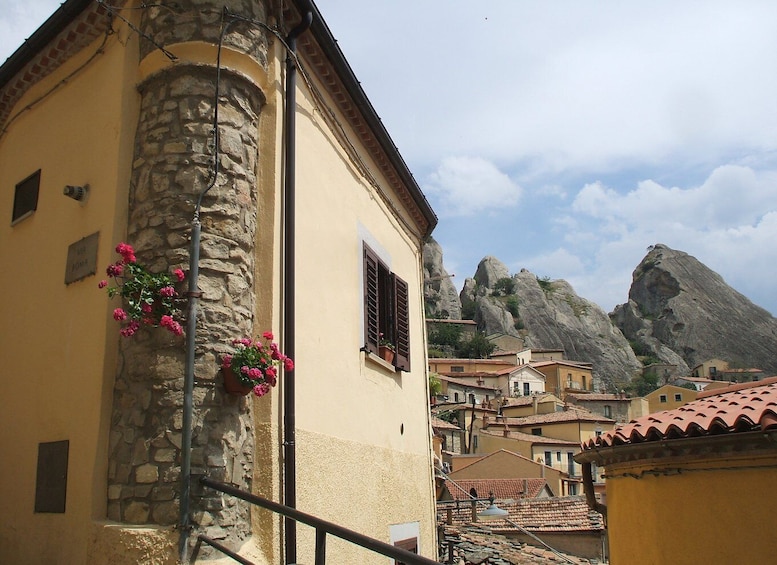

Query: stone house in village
[[0, 1, 439, 564]]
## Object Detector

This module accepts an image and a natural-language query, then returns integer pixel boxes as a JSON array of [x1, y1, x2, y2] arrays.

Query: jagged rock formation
[[423, 238, 461, 319], [460, 257, 642, 391], [425, 242, 777, 391], [611, 244, 777, 374]]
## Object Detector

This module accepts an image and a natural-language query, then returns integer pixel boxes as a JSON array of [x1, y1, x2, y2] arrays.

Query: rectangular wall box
[[12, 169, 41, 225], [34, 440, 69, 513]]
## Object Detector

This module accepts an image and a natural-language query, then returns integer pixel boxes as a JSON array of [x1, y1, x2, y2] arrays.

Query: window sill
[[365, 351, 399, 373]]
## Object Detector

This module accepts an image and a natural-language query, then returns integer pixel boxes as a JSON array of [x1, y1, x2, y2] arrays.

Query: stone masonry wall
[[107, 1, 270, 556]]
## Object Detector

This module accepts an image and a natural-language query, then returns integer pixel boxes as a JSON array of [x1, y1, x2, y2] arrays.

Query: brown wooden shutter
[[393, 273, 411, 371], [364, 245, 380, 354]]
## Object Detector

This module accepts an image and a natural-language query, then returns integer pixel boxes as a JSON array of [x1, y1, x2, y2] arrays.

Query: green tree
[[461, 301, 476, 320], [537, 275, 553, 293], [627, 371, 660, 396], [429, 373, 442, 397], [456, 333, 496, 359], [492, 277, 516, 296], [505, 296, 520, 317], [428, 323, 463, 347]]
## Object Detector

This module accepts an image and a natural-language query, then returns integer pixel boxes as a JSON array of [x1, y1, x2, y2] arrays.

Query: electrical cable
[[96, 0, 178, 61]]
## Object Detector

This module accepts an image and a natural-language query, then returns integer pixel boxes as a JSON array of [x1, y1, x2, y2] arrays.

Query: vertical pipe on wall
[[283, 7, 312, 565]]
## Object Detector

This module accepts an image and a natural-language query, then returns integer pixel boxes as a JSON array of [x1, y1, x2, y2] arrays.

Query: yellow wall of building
[[0, 25, 140, 565], [646, 385, 697, 413], [449, 450, 566, 496], [0, 4, 438, 564], [478, 433, 534, 460], [604, 452, 777, 564], [536, 364, 593, 398], [512, 420, 607, 444]]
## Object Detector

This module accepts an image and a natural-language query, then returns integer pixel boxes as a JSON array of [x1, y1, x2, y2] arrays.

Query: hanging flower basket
[[221, 365, 253, 396], [221, 333, 293, 397]]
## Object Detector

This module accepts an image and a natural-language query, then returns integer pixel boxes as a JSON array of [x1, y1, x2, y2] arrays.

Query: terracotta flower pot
[[222, 366, 252, 396], [379, 345, 395, 364]]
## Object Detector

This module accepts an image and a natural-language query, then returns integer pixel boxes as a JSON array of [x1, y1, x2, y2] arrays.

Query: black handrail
[[200, 476, 442, 565]]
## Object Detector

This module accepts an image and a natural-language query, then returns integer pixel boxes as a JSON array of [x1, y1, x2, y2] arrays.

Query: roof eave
[[0, 0, 93, 89], [292, 0, 437, 237]]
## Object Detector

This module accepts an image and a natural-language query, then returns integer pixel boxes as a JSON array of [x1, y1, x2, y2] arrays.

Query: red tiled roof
[[443, 496, 604, 533], [499, 496, 604, 532], [431, 416, 462, 431], [566, 393, 631, 402], [531, 360, 592, 369], [502, 407, 614, 426], [443, 478, 550, 501], [582, 378, 777, 449], [500, 393, 558, 408]]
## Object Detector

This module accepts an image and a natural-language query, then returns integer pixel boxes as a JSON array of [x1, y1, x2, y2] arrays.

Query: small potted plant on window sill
[[378, 333, 395, 364]]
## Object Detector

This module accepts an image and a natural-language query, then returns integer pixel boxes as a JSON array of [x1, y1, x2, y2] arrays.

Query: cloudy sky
[[3, 1, 777, 315]]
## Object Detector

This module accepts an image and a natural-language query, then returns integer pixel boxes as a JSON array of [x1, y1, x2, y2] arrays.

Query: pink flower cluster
[[100, 242, 186, 338], [221, 332, 293, 398]]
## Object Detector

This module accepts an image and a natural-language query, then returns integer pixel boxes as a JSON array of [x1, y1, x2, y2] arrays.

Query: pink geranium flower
[[222, 332, 292, 398], [101, 242, 185, 338]]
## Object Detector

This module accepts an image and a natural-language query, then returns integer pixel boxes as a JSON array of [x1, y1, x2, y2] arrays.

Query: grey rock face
[[459, 261, 641, 390], [510, 271, 641, 390], [612, 244, 777, 373], [423, 238, 461, 319]]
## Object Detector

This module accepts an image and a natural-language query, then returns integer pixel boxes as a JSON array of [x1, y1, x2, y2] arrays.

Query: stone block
[[124, 501, 150, 524], [135, 464, 159, 484]]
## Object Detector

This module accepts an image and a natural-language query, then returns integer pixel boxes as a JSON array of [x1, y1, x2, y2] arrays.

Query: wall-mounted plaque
[[65, 232, 99, 284]]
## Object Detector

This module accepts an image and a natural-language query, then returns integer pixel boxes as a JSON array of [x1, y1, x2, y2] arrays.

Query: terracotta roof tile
[[566, 393, 631, 402], [502, 407, 614, 426], [442, 496, 605, 533], [582, 379, 777, 449], [431, 416, 462, 431], [443, 478, 550, 501]]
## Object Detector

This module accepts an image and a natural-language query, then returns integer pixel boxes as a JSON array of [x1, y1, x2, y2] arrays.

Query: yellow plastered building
[[0, 1, 438, 563]]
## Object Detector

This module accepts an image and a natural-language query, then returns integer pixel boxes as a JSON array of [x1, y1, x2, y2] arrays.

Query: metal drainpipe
[[283, 8, 312, 565], [179, 12, 232, 561]]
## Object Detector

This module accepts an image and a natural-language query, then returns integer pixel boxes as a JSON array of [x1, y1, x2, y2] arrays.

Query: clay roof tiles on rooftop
[[443, 478, 550, 501], [582, 377, 777, 449], [442, 496, 604, 533]]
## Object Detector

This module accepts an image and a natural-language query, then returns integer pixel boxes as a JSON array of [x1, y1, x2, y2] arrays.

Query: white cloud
[[423, 156, 521, 217], [562, 166, 777, 313]]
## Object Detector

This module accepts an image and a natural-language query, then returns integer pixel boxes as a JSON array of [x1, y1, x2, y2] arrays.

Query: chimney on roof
[[523, 479, 528, 497], [532, 395, 538, 414], [620, 389, 626, 400]]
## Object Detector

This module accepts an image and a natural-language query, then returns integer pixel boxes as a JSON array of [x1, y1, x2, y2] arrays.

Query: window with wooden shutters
[[363, 244, 411, 371]]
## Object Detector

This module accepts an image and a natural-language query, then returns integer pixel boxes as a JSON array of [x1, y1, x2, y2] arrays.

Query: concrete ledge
[[87, 521, 177, 565]]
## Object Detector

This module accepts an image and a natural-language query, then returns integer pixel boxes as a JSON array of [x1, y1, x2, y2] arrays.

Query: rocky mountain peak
[[473, 256, 511, 287], [612, 244, 777, 373], [423, 238, 461, 319]]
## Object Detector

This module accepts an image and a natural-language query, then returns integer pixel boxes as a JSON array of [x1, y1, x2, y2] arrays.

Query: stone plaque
[[65, 232, 99, 284]]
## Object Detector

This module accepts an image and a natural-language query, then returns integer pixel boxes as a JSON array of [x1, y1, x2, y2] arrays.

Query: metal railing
[[198, 476, 442, 565]]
